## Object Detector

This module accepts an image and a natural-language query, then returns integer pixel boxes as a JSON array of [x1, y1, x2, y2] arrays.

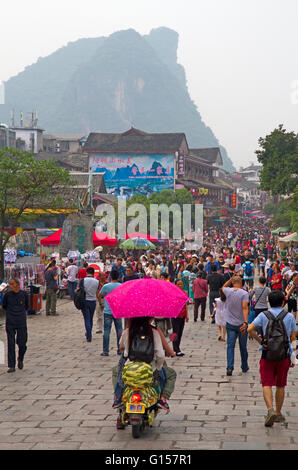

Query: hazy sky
[[1, 0, 298, 169]]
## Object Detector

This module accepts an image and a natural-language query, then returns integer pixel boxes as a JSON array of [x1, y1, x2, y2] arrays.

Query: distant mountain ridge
[[1, 27, 235, 172]]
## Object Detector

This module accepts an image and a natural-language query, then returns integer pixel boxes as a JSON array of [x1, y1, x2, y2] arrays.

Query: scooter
[[116, 361, 160, 438], [57, 279, 68, 299]]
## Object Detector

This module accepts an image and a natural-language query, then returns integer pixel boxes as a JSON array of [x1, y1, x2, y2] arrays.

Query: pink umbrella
[[105, 279, 189, 319]]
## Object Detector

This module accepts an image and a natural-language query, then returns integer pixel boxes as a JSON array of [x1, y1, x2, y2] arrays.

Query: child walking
[[210, 290, 226, 341]]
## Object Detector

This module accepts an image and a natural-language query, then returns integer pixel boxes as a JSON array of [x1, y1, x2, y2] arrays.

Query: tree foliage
[[0, 148, 72, 277], [257, 126, 298, 233], [256, 124, 298, 195]]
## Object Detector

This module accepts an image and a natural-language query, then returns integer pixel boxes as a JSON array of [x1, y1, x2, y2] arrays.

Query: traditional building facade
[[84, 127, 188, 198], [83, 128, 235, 224], [231, 164, 268, 210]]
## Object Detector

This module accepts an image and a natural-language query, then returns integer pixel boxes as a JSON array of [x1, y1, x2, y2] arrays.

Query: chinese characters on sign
[[77, 225, 86, 254], [89, 152, 174, 198], [177, 150, 185, 177]]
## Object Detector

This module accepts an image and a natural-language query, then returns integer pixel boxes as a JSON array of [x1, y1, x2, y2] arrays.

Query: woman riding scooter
[[112, 316, 177, 411]]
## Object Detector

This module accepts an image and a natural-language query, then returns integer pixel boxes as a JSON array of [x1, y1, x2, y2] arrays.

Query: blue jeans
[[82, 300, 96, 340], [209, 292, 218, 317], [103, 314, 123, 355], [68, 281, 77, 300], [226, 322, 249, 372]]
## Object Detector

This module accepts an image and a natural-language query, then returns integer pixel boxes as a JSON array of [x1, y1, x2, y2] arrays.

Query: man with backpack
[[80, 266, 100, 342], [248, 290, 296, 427], [100, 270, 123, 356], [241, 257, 255, 289]]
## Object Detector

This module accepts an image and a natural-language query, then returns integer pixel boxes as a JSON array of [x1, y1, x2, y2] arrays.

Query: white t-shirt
[[66, 264, 78, 282]]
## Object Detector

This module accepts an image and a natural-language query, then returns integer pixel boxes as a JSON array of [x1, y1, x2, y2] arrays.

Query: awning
[[41, 229, 118, 247], [271, 227, 290, 235], [93, 232, 118, 246], [40, 229, 62, 246], [125, 232, 159, 242], [278, 232, 298, 243]]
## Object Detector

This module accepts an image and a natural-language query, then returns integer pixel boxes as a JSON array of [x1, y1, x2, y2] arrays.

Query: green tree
[[256, 124, 298, 195], [0, 148, 73, 278], [288, 186, 298, 232]]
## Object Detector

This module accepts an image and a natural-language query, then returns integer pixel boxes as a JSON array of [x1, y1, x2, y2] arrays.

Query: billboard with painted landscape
[[89, 153, 174, 198]]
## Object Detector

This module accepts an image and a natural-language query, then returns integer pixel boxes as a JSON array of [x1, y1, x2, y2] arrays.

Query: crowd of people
[[2, 216, 298, 425]]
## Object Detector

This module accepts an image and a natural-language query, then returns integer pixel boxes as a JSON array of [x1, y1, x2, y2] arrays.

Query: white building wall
[[14, 129, 43, 153]]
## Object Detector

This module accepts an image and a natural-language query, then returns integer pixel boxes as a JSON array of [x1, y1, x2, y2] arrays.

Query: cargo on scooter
[[105, 278, 189, 438]]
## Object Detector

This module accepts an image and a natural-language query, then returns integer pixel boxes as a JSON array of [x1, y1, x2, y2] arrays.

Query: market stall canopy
[[278, 232, 298, 243], [125, 232, 159, 242], [41, 229, 117, 246], [93, 232, 118, 246], [40, 229, 62, 246], [271, 227, 290, 235]]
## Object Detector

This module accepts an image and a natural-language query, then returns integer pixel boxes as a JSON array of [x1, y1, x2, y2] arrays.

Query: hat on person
[[222, 263, 230, 268]]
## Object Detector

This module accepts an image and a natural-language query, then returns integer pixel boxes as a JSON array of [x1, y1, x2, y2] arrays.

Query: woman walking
[[250, 276, 270, 317], [188, 266, 197, 304], [135, 261, 145, 279], [96, 271, 107, 334], [171, 279, 189, 357]]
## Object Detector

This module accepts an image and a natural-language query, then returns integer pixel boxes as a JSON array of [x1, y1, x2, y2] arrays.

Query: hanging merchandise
[[4, 249, 17, 264], [83, 251, 100, 263], [67, 251, 80, 262], [3, 263, 45, 286]]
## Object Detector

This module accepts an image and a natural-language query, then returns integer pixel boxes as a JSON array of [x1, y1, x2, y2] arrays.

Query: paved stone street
[[0, 299, 297, 451]]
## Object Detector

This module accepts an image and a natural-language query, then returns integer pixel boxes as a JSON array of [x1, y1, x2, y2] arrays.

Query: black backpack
[[128, 329, 155, 364], [262, 310, 290, 362], [73, 279, 86, 310]]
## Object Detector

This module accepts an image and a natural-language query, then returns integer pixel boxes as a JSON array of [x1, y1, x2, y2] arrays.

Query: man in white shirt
[[66, 259, 78, 300], [80, 266, 100, 342]]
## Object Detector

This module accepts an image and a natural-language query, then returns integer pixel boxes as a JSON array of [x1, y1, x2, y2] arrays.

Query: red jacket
[[193, 278, 209, 299]]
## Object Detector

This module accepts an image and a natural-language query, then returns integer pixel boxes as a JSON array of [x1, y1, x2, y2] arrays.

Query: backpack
[[244, 262, 253, 277], [128, 329, 155, 364], [73, 279, 86, 310], [262, 310, 290, 362]]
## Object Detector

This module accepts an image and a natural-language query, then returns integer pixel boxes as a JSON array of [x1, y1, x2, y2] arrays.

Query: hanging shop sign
[[231, 193, 237, 208], [177, 150, 185, 177], [190, 187, 209, 196]]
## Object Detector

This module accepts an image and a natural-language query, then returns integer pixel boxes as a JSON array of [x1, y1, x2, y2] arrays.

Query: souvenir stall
[[39, 229, 62, 263], [39, 229, 117, 282], [4, 249, 17, 264], [1, 263, 45, 314]]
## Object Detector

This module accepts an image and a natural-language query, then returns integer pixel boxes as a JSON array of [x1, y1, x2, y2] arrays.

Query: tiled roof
[[36, 152, 88, 171], [189, 147, 223, 165], [84, 127, 187, 153]]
